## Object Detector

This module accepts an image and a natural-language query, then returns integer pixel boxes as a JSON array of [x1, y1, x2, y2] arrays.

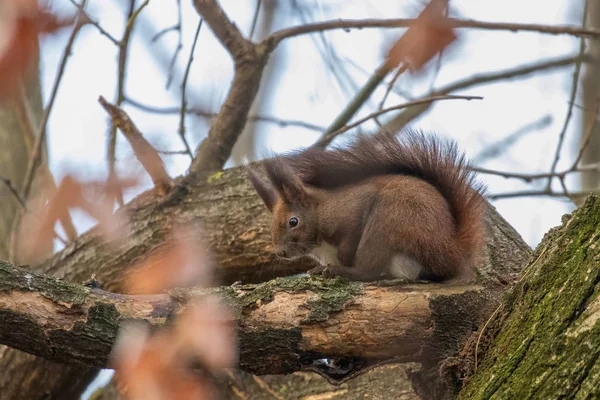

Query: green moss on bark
[[0, 260, 90, 305], [458, 196, 600, 399], [220, 276, 363, 323]]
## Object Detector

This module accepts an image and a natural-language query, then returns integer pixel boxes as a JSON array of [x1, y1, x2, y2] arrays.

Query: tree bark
[[0, 259, 496, 378], [581, 0, 600, 192], [457, 194, 600, 399]]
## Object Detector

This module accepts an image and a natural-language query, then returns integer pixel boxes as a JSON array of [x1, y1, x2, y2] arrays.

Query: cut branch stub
[[98, 96, 172, 195]]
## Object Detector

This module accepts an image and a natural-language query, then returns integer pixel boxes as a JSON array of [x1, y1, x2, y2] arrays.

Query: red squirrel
[[246, 129, 487, 282]]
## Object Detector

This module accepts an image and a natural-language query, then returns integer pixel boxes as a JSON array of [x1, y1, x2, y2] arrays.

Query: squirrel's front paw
[[308, 265, 326, 276]]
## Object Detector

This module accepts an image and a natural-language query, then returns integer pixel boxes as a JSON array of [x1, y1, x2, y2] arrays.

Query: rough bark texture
[[581, 1, 600, 191], [216, 365, 420, 399], [457, 194, 600, 399], [0, 260, 497, 378]]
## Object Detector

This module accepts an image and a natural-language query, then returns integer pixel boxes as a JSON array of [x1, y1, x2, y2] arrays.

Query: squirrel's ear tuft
[[246, 166, 278, 213], [263, 158, 310, 207]]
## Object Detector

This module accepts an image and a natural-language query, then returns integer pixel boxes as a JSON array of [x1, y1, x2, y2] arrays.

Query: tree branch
[[189, 0, 269, 173], [0, 260, 496, 382], [268, 17, 600, 46], [383, 53, 593, 133]]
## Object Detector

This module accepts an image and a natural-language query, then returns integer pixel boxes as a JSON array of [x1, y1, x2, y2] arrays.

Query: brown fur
[[246, 129, 487, 282]]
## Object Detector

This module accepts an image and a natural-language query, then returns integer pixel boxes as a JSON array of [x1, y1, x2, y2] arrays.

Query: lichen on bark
[[458, 195, 600, 399]]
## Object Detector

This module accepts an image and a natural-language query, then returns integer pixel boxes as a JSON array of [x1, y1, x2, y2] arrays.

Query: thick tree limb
[[35, 164, 531, 292], [0, 260, 497, 381], [457, 194, 600, 399], [190, 0, 270, 173]]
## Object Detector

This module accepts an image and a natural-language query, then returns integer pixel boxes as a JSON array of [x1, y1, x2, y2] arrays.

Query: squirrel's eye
[[288, 217, 299, 228]]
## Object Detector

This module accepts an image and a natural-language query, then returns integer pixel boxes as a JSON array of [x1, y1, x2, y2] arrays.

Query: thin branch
[[472, 115, 552, 164], [321, 62, 392, 141], [547, 0, 588, 189], [0, 176, 28, 210], [152, 24, 179, 42], [313, 95, 483, 149], [178, 19, 203, 160], [123, 98, 326, 132], [267, 17, 600, 46], [68, 0, 121, 45], [107, 0, 140, 207], [487, 190, 594, 201], [383, 53, 593, 133], [99, 96, 172, 196], [378, 64, 408, 111], [249, 0, 263, 41], [165, 0, 183, 89], [472, 164, 600, 182], [0, 176, 68, 246], [571, 97, 600, 168]]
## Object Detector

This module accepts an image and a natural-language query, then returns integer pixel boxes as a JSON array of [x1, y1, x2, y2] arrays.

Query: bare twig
[[0, 176, 28, 210], [152, 24, 179, 42], [178, 19, 203, 160], [123, 98, 326, 132], [99, 96, 172, 195], [384, 53, 593, 132], [0, 176, 68, 246], [68, 0, 120, 45], [313, 95, 483, 149], [571, 97, 600, 168], [108, 0, 147, 206], [322, 63, 392, 137], [481, 100, 598, 203], [165, 0, 183, 89], [547, 0, 588, 189], [487, 190, 594, 201], [249, 0, 263, 41], [267, 17, 600, 46], [472, 115, 552, 164], [378, 64, 408, 111]]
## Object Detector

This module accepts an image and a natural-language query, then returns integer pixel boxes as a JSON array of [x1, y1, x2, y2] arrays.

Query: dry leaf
[[0, 0, 74, 100], [175, 297, 238, 370], [385, 0, 455, 72], [21, 174, 138, 260], [112, 324, 216, 400], [124, 224, 214, 294]]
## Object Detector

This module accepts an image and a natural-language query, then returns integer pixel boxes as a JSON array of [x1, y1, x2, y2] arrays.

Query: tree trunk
[[0, 41, 100, 400], [581, 0, 600, 192], [457, 194, 600, 399]]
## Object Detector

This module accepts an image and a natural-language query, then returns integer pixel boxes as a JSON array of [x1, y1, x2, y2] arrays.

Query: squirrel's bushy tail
[[280, 129, 488, 268]]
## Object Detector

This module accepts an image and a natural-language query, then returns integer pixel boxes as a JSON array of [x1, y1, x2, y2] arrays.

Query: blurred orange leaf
[[112, 324, 216, 400], [0, 1, 75, 100], [175, 297, 238, 370], [386, 0, 455, 72], [124, 224, 214, 294], [22, 174, 137, 260]]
